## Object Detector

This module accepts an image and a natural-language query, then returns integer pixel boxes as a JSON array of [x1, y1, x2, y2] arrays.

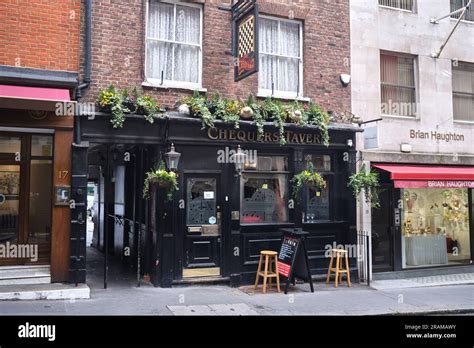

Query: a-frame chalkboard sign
[[277, 228, 314, 294]]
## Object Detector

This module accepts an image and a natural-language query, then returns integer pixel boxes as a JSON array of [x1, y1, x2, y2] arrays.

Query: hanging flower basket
[[143, 162, 178, 201], [291, 162, 326, 199]]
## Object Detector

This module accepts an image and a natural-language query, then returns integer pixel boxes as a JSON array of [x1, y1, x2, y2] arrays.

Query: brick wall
[[81, 0, 350, 114], [0, 0, 81, 72]]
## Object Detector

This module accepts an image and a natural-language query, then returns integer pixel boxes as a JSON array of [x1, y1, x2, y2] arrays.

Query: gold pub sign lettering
[[207, 128, 323, 145]]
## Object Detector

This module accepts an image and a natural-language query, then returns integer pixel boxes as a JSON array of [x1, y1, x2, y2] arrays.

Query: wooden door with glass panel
[[0, 133, 53, 265], [183, 175, 221, 277]]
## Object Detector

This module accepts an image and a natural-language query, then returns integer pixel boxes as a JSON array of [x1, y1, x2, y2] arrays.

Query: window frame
[[380, 51, 418, 118], [240, 154, 290, 226], [257, 15, 304, 100], [378, 0, 416, 13], [450, 0, 474, 23], [303, 154, 335, 223], [144, 0, 203, 90], [452, 61, 474, 123]]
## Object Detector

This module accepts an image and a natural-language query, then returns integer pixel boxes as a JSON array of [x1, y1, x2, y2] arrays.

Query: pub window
[[450, 0, 474, 22], [258, 16, 303, 99], [305, 155, 332, 222], [146, 0, 202, 89], [241, 156, 289, 224], [186, 178, 216, 226], [380, 52, 417, 117], [452, 62, 474, 122], [378, 0, 414, 12]]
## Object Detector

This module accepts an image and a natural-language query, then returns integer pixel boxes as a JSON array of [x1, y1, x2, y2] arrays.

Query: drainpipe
[[74, 0, 92, 144]]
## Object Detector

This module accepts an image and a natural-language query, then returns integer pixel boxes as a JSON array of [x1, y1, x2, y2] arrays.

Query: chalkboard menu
[[277, 229, 314, 294]]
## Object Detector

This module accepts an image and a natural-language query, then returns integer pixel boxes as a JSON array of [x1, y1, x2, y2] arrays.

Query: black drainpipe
[[74, 0, 92, 144]]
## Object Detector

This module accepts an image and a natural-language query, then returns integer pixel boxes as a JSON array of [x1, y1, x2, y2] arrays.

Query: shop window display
[[401, 188, 471, 268]]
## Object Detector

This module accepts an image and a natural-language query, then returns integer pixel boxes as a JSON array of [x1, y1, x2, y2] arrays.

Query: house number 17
[[58, 170, 69, 179]]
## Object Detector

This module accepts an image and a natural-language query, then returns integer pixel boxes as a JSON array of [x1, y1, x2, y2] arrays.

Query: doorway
[[183, 175, 222, 278], [0, 132, 53, 265], [371, 184, 394, 272]]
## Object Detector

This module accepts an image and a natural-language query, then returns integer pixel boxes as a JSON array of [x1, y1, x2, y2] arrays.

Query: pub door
[[183, 174, 222, 277], [0, 132, 53, 265], [371, 184, 394, 272]]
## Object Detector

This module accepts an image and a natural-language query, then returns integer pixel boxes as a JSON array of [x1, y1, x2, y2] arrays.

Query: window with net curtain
[[452, 62, 474, 122], [146, 1, 201, 88], [380, 53, 417, 117], [258, 17, 302, 98]]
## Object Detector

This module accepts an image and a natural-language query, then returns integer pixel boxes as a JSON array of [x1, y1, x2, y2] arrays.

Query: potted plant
[[305, 102, 330, 146], [96, 85, 130, 128], [143, 161, 178, 201], [348, 164, 381, 208], [291, 162, 326, 199]]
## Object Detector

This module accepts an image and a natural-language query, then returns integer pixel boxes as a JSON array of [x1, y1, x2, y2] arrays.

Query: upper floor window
[[146, 1, 202, 89], [380, 52, 417, 117], [452, 62, 474, 122], [451, 0, 474, 22], [258, 16, 303, 99], [379, 0, 414, 11]]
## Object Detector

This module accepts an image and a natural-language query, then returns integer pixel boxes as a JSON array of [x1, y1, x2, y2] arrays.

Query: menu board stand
[[277, 228, 314, 294]]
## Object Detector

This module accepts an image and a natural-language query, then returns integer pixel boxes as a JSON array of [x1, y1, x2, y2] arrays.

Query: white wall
[[351, 0, 474, 156]]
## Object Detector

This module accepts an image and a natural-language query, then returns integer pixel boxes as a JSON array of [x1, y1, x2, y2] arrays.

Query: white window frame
[[378, 0, 415, 13], [144, 0, 203, 90], [258, 15, 304, 100], [452, 61, 474, 123], [380, 51, 418, 119]]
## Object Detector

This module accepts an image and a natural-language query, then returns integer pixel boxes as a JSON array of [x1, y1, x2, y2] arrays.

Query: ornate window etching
[[306, 181, 330, 222], [241, 174, 288, 224], [186, 178, 216, 226]]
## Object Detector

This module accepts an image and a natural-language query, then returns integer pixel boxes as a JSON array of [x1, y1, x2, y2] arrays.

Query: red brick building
[[0, 0, 81, 283], [81, 0, 350, 113]]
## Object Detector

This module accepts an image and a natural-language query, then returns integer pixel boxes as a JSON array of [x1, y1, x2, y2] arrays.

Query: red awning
[[373, 164, 474, 189], [0, 84, 71, 111]]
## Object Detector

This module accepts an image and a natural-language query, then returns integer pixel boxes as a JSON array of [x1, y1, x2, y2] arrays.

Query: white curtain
[[147, 2, 200, 83], [259, 18, 300, 94], [453, 63, 474, 122]]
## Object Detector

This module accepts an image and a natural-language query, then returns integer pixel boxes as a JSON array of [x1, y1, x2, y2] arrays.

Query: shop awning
[[0, 84, 72, 111], [373, 164, 474, 189]]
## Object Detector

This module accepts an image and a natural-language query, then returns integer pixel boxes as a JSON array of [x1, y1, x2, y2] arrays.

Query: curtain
[[147, 2, 200, 83], [259, 18, 300, 94], [453, 63, 474, 122], [381, 54, 416, 116]]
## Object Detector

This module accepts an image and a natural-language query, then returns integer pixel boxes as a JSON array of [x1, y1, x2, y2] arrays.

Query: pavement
[[0, 247, 472, 316]]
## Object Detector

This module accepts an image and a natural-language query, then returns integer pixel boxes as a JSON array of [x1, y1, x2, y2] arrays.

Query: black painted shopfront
[[81, 113, 360, 287]]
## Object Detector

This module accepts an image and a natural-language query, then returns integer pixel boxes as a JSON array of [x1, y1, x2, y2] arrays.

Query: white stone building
[[351, 0, 474, 278]]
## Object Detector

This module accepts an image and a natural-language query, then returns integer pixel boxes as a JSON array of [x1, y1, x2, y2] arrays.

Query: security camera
[[340, 74, 351, 87]]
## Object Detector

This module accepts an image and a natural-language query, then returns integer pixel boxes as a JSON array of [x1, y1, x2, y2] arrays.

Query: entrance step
[[0, 265, 51, 285], [0, 283, 90, 300], [173, 276, 230, 286]]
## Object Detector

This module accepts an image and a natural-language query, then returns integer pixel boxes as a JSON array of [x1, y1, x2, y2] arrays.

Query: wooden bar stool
[[326, 248, 351, 288], [254, 250, 280, 293]]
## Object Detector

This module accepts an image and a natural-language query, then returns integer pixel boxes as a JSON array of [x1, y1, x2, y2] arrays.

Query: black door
[[183, 175, 221, 276], [371, 184, 394, 272]]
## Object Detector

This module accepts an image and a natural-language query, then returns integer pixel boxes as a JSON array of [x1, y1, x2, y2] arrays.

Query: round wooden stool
[[254, 250, 281, 293], [325, 248, 351, 288]]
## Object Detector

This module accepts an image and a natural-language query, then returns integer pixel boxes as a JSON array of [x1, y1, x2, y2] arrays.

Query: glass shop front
[[372, 164, 474, 272]]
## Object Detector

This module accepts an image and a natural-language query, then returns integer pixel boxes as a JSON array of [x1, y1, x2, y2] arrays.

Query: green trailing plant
[[305, 102, 330, 146], [143, 161, 178, 201], [96, 85, 129, 128], [246, 94, 266, 140], [287, 101, 307, 126], [96, 85, 164, 127], [181, 91, 216, 129], [348, 164, 381, 209], [260, 98, 287, 145], [291, 162, 326, 199]]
